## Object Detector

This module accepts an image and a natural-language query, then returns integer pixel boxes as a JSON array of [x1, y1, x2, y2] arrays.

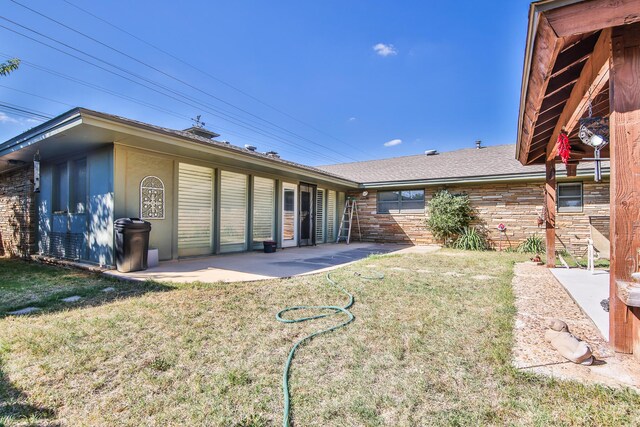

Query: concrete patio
[[106, 243, 439, 283], [551, 268, 610, 340]]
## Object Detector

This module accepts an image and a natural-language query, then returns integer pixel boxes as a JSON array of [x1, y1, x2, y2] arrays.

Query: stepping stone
[[101, 287, 116, 293], [8, 307, 41, 315], [62, 295, 82, 303]]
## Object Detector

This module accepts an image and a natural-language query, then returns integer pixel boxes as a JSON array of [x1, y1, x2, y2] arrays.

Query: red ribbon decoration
[[557, 131, 571, 165]]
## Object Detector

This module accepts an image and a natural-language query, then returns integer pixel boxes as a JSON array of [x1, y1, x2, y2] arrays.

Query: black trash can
[[114, 218, 152, 272], [263, 240, 277, 253]]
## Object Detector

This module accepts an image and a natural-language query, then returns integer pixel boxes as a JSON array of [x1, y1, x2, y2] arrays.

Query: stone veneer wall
[[349, 179, 610, 253], [0, 165, 35, 258]]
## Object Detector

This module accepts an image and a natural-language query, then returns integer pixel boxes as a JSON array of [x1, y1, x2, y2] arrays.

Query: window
[[283, 187, 296, 241], [220, 170, 248, 252], [557, 182, 583, 213], [253, 177, 275, 242], [377, 190, 425, 213]]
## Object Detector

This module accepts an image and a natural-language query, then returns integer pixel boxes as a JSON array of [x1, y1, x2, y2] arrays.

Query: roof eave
[[359, 167, 610, 188], [0, 107, 83, 157], [516, 0, 589, 164]]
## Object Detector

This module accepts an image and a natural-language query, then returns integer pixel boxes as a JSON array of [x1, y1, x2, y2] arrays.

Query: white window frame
[[557, 182, 583, 213]]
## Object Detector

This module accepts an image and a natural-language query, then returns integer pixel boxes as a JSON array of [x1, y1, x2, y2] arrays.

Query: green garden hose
[[276, 270, 384, 427]]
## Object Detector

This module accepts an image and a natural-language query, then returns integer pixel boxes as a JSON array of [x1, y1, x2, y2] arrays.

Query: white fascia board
[[360, 168, 610, 189], [83, 114, 359, 189]]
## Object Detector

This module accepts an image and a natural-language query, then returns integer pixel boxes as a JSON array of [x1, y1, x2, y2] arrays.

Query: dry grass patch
[[1, 251, 639, 426]]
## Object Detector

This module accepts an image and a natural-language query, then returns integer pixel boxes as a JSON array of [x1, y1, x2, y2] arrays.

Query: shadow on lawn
[[0, 368, 59, 426], [0, 278, 175, 319]]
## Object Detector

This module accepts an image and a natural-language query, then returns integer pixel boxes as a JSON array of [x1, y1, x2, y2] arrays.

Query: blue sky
[[1, 0, 532, 165]]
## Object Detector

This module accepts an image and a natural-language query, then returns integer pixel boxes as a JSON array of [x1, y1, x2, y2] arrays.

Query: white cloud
[[0, 112, 18, 123], [383, 138, 402, 147], [348, 117, 356, 122], [373, 43, 397, 57]]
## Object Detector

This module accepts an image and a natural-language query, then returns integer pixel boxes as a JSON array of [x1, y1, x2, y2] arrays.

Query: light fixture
[[578, 117, 609, 183]]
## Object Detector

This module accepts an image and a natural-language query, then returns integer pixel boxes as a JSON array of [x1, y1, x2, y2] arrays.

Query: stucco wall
[[0, 166, 35, 258], [350, 179, 610, 254], [114, 146, 175, 261]]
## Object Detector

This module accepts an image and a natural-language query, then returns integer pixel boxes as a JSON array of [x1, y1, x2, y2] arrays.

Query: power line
[[0, 54, 338, 164], [0, 60, 341, 165], [9, 0, 363, 161], [0, 84, 75, 107], [0, 21, 347, 163], [60, 0, 365, 155], [0, 102, 52, 120]]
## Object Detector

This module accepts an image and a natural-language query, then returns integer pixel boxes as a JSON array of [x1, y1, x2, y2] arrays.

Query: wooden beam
[[551, 31, 600, 75], [519, 15, 564, 165], [609, 23, 640, 355], [546, 0, 640, 37], [547, 29, 612, 161], [545, 160, 556, 267]]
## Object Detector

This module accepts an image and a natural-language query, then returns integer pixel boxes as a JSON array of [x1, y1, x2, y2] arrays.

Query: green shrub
[[453, 226, 488, 251], [426, 190, 474, 244], [518, 234, 545, 254]]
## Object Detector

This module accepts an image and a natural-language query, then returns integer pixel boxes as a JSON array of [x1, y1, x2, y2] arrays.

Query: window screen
[[557, 183, 583, 213]]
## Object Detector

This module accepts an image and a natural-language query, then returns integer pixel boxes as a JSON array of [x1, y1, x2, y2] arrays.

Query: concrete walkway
[[106, 243, 439, 283], [550, 268, 609, 340]]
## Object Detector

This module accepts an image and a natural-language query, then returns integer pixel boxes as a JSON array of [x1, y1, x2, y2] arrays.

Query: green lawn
[[1, 251, 638, 426]]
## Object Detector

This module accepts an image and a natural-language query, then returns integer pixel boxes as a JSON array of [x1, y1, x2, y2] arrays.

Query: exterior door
[[178, 163, 214, 257], [299, 183, 316, 246]]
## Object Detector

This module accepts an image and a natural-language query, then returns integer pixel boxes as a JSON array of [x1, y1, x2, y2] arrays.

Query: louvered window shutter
[[220, 170, 248, 252], [178, 163, 213, 255], [315, 189, 325, 243], [326, 190, 336, 241], [252, 176, 275, 244]]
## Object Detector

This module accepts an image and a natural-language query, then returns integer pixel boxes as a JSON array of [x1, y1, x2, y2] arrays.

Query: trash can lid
[[115, 218, 152, 229]]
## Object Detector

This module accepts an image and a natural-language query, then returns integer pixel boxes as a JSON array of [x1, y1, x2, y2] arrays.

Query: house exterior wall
[[113, 144, 348, 261], [350, 178, 610, 254], [0, 165, 35, 258], [37, 147, 114, 266]]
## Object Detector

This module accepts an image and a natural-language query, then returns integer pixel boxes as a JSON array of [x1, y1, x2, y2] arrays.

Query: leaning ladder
[[336, 197, 362, 244]]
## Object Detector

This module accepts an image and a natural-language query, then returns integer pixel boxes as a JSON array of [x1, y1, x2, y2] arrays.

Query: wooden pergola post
[[545, 159, 556, 267], [609, 22, 640, 354]]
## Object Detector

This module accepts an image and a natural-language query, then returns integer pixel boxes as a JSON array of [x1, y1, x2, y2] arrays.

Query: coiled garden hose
[[276, 270, 384, 427]]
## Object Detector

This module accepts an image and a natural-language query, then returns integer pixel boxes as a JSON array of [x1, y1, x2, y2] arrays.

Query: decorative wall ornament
[[140, 176, 165, 219], [578, 116, 609, 182]]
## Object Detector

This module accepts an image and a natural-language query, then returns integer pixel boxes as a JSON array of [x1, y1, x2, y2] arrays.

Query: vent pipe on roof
[[475, 140, 482, 149], [244, 144, 257, 152], [424, 149, 438, 156]]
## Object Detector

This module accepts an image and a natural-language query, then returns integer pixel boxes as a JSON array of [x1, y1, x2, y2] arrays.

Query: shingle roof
[[317, 144, 608, 184], [1, 107, 358, 186]]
